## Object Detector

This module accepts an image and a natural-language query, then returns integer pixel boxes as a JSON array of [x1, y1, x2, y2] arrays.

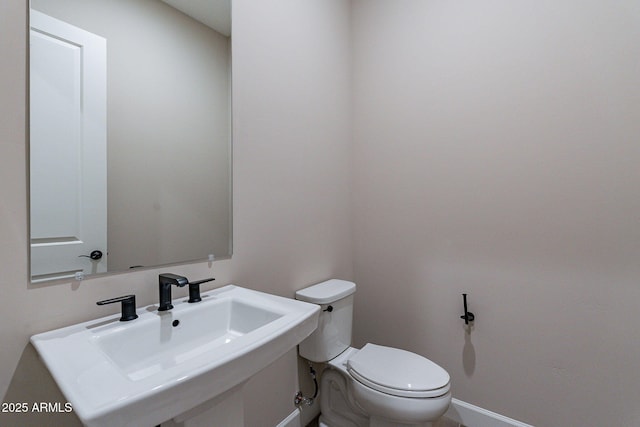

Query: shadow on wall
[[463, 324, 476, 377], [1, 344, 82, 426]]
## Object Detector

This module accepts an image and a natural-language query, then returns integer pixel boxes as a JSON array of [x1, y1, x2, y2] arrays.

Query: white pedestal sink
[[31, 285, 320, 427]]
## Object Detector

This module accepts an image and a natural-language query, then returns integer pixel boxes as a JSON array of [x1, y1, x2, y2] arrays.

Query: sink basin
[[94, 298, 285, 382], [31, 285, 320, 427]]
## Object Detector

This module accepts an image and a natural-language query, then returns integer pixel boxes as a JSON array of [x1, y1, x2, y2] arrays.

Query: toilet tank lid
[[295, 279, 356, 304]]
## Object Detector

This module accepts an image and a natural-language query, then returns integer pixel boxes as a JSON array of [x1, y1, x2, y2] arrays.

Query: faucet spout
[[158, 273, 189, 311]]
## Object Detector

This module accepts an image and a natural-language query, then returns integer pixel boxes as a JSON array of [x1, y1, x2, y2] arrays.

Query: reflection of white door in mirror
[[30, 10, 107, 282]]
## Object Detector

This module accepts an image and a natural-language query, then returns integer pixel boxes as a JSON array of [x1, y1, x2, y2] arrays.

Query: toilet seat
[[347, 344, 450, 398]]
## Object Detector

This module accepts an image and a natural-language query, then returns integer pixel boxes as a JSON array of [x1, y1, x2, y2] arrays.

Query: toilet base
[[369, 418, 432, 427], [319, 415, 433, 427], [320, 368, 368, 427]]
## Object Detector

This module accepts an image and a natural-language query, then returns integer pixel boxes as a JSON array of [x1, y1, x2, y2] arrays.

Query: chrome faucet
[[158, 273, 188, 311]]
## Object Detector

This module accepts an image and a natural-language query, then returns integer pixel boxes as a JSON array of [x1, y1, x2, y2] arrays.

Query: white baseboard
[[280, 398, 532, 427], [445, 398, 534, 427], [276, 408, 302, 427]]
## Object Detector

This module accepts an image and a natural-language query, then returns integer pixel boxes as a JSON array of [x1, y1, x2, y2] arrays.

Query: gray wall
[[0, 0, 352, 425], [4, 0, 640, 426], [351, 1, 640, 426]]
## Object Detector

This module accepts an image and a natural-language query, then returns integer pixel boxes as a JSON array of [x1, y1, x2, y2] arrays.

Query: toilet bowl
[[296, 280, 451, 427]]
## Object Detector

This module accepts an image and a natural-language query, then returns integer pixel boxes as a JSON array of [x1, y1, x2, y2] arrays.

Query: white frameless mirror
[[29, 0, 232, 283]]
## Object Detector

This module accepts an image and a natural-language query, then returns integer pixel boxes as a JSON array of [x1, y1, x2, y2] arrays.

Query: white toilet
[[296, 279, 451, 427]]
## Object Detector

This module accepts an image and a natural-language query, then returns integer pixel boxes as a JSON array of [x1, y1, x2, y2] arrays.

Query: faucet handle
[[188, 278, 215, 303], [97, 295, 138, 321]]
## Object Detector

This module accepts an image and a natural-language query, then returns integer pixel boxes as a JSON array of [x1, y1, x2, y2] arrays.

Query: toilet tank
[[295, 279, 356, 363]]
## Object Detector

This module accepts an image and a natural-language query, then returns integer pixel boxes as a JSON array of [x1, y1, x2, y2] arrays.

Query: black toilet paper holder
[[460, 293, 475, 324]]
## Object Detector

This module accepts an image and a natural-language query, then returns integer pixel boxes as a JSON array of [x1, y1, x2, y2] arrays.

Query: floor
[[306, 416, 466, 427], [434, 417, 468, 427]]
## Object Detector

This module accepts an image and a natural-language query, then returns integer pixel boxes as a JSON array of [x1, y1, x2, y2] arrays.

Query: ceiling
[[161, 0, 231, 36]]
